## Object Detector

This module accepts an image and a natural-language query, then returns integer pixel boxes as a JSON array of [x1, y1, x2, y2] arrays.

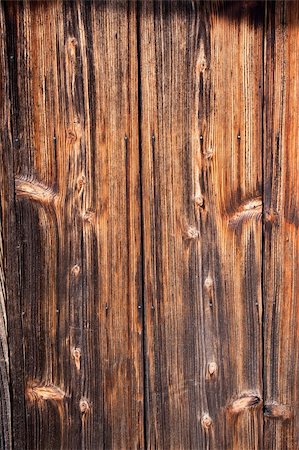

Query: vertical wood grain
[[139, 2, 264, 448], [1, 1, 143, 449], [264, 2, 299, 448], [2, 1, 299, 449], [0, 157, 12, 450], [0, 4, 25, 448], [0, 201, 11, 450], [0, 9, 11, 449]]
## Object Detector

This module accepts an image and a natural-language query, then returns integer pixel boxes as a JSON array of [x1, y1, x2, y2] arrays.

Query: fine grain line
[[0, 197, 12, 449]]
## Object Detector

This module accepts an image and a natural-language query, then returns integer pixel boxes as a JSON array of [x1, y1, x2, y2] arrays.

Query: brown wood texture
[[1, 1, 299, 449], [1, 1, 143, 449], [139, 2, 264, 449], [263, 2, 299, 448], [0, 163, 11, 450], [0, 6, 16, 450]]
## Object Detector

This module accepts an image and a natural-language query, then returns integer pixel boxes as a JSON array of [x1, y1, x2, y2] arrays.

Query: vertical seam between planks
[[136, 2, 148, 449]]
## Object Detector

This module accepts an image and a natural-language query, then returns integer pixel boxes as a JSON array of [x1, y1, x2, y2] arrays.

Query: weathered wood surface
[[0, 1, 299, 449], [263, 2, 299, 448], [1, 1, 143, 449], [0, 169, 11, 450], [0, 6, 17, 450], [139, 1, 264, 449]]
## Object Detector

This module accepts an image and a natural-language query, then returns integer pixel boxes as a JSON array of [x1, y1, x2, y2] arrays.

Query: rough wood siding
[[263, 2, 299, 448], [1, 2, 143, 449], [0, 163, 11, 450], [0, 1, 299, 449], [139, 2, 264, 449], [0, 5, 21, 449]]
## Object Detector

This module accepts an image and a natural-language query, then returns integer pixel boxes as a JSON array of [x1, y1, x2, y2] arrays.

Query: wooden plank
[[139, 1, 264, 448], [264, 2, 299, 448], [0, 5, 24, 448], [0, 206, 11, 450], [0, 9, 11, 449], [0, 160, 12, 450], [1, 1, 144, 448]]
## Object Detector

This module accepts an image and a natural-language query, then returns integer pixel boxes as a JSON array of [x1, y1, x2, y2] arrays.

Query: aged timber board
[[0, 1, 299, 450], [1, 2, 144, 449], [263, 2, 299, 448], [139, 1, 264, 449]]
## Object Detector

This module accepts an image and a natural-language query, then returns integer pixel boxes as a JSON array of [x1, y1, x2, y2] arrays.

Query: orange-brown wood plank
[[1, 2, 144, 449], [139, 2, 264, 448], [264, 2, 299, 448]]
